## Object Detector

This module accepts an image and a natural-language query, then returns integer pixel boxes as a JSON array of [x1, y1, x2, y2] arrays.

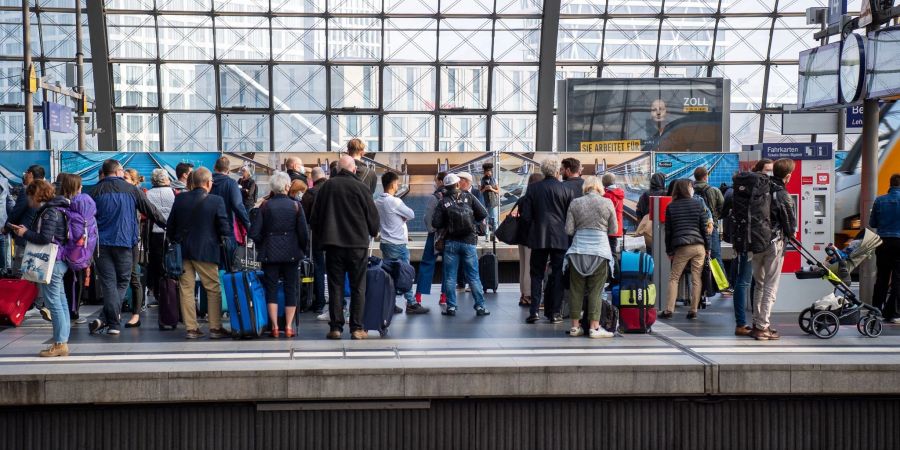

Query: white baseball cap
[[457, 172, 473, 183], [443, 173, 461, 186]]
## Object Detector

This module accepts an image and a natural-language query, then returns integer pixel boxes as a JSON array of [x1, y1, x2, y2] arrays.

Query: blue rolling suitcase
[[222, 269, 268, 338], [362, 257, 395, 337]]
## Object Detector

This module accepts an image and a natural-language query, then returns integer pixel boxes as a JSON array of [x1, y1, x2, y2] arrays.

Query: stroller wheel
[[857, 316, 868, 336], [798, 307, 814, 334], [811, 310, 840, 339], [864, 317, 883, 338]]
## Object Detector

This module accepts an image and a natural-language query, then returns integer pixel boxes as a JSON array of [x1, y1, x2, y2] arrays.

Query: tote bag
[[21, 242, 58, 285]]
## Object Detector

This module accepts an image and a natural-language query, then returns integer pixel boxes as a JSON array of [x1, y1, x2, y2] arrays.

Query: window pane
[[557, 18, 604, 62], [664, 0, 717, 14], [712, 64, 765, 110], [215, 0, 268, 13], [0, 112, 27, 149], [0, 61, 22, 105], [115, 113, 159, 152], [729, 112, 760, 151], [157, 0, 211, 12], [660, 65, 707, 77], [42, 62, 96, 101], [330, 0, 381, 13], [158, 15, 214, 61], [494, 19, 541, 62], [604, 18, 660, 62], [555, 65, 598, 108], [439, 19, 493, 61], [273, 65, 326, 110], [496, 0, 542, 14], [767, 64, 799, 108], [113, 63, 158, 108], [385, 0, 438, 14], [719, 0, 775, 13], [778, 0, 827, 13], [607, 0, 662, 14], [105, 0, 154, 9], [384, 114, 435, 151], [384, 66, 436, 112], [107, 14, 156, 59], [274, 113, 328, 151], [165, 112, 217, 151], [440, 66, 487, 109], [714, 17, 772, 62], [0, 12, 23, 57], [272, 0, 325, 13], [331, 115, 379, 151], [601, 65, 655, 78], [658, 17, 714, 62], [384, 18, 436, 62], [441, 0, 493, 14], [38, 13, 90, 59], [222, 114, 270, 152], [161, 63, 217, 110], [272, 17, 326, 61], [331, 66, 379, 109], [492, 114, 536, 152], [220, 65, 269, 109], [770, 17, 818, 61], [560, 0, 605, 15], [328, 17, 382, 61], [216, 16, 270, 60], [493, 66, 539, 112], [438, 115, 487, 152]]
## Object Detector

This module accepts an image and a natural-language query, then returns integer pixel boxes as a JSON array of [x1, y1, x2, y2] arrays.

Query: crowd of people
[[9, 142, 900, 356]]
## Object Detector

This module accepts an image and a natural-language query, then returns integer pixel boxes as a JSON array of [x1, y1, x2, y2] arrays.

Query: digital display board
[[558, 78, 729, 153], [866, 26, 900, 99], [798, 41, 841, 109]]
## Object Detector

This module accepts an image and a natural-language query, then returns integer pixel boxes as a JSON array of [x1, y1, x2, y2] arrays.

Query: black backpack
[[730, 172, 771, 253], [444, 192, 476, 238]]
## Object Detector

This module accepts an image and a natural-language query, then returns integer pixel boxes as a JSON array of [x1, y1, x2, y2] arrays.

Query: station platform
[[3, 284, 900, 407]]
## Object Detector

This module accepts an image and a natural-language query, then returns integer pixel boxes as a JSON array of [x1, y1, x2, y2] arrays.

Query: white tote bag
[[21, 242, 58, 285]]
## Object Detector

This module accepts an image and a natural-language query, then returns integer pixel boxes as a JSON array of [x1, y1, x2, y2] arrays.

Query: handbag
[[702, 257, 718, 299], [494, 206, 523, 245], [21, 241, 58, 285], [163, 238, 183, 279], [635, 214, 652, 248], [709, 258, 730, 291]]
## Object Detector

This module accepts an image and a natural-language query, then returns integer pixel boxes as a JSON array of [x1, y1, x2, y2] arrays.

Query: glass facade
[[0, 0, 849, 151]]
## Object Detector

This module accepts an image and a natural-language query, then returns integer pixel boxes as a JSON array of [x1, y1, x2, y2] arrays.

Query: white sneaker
[[316, 308, 330, 321], [889, 318, 900, 324], [568, 326, 584, 337], [589, 328, 614, 339]]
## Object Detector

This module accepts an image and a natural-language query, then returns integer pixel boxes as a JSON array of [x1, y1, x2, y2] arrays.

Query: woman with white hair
[[249, 171, 309, 338], [145, 168, 177, 305]]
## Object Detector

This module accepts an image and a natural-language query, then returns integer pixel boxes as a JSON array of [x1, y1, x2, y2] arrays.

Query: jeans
[[751, 239, 785, 330], [530, 248, 566, 317], [732, 252, 753, 327], [710, 228, 724, 274], [262, 262, 299, 307], [41, 260, 69, 343], [380, 242, 416, 305], [874, 237, 900, 320], [312, 250, 327, 311], [96, 245, 134, 331], [415, 233, 437, 296], [325, 246, 367, 332], [0, 235, 8, 270], [441, 240, 485, 310]]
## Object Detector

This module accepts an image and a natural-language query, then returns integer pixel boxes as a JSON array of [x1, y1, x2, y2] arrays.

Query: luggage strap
[[242, 272, 258, 334], [230, 273, 245, 335]]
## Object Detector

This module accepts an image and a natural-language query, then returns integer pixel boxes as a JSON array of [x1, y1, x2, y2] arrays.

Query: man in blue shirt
[[870, 173, 900, 324]]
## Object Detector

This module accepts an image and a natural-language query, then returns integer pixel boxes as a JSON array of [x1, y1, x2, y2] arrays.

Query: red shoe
[[285, 328, 296, 338], [270, 327, 280, 338]]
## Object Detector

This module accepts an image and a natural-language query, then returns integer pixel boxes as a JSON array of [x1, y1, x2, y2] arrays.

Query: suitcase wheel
[[379, 328, 388, 337]]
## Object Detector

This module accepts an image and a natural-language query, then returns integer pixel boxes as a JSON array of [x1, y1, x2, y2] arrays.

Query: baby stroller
[[795, 229, 883, 339]]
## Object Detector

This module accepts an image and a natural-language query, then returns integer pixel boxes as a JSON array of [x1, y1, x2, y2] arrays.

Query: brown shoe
[[38, 343, 69, 357], [734, 325, 752, 336], [185, 329, 205, 340], [351, 329, 368, 340], [326, 330, 342, 340], [749, 327, 770, 341], [209, 328, 229, 339], [765, 327, 780, 340]]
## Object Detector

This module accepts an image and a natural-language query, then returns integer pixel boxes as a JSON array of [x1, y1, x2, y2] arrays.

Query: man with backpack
[[416, 172, 448, 310], [432, 173, 491, 317]]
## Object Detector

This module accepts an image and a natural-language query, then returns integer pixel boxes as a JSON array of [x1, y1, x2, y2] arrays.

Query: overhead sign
[[758, 142, 833, 161], [41, 101, 73, 134], [579, 140, 642, 152], [846, 105, 864, 132], [828, 0, 847, 26]]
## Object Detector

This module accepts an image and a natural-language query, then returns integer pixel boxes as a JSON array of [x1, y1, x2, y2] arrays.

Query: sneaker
[[38, 343, 69, 357], [749, 327, 770, 341], [660, 311, 673, 319], [589, 328, 614, 339], [550, 314, 563, 324], [569, 326, 584, 337], [686, 311, 697, 320], [351, 329, 368, 340], [88, 319, 105, 334], [185, 329, 204, 340], [889, 318, 900, 324], [39, 307, 52, 322], [209, 328, 229, 339], [326, 329, 342, 340], [107, 328, 121, 336], [439, 299, 448, 314], [525, 314, 540, 324], [475, 307, 490, 317], [406, 303, 429, 314], [393, 305, 403, 314], [74, 317, 87, 324], [316, 308, 330, 321], [441, 307, 457, 316]]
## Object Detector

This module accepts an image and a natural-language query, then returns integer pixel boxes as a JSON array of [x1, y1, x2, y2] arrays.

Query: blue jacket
[[167, 188, 231, 264], [870, 187, 900, 238], [91, 176, 166, 248], [211, 173, 250, 233]]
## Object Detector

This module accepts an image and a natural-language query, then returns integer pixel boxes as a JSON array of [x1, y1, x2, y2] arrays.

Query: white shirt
[[374, 193, 414, 245]]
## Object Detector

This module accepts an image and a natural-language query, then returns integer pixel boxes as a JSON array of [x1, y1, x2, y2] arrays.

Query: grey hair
[[582, 176, 605, 195], [269, 171, 291, 195], [311, 166, 326, 181], [151, 168, 170, 187], [601, 173, 616, 187], [540, 158, 559, 178]]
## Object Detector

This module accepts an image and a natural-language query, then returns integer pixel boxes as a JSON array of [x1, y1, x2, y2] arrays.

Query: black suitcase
[[362, 257, 395, 337], [479, 236, 499, 293]]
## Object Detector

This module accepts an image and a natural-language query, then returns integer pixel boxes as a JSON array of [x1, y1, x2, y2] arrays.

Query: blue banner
[[654, 152, 740, 189], [42, 102, 74, 134], [759, 143, 833, 161], [0, 151, 53, 190], [60, 152, 222, 188]]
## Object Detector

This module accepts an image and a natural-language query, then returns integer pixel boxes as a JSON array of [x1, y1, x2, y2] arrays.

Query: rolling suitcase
[[362, 257, 395, 337], [614, 251, 656, 333], [478, 235, 499, 293], [157, 277, 180, 330], [0, 278, 38, 326], [222, 247, 268, 338]]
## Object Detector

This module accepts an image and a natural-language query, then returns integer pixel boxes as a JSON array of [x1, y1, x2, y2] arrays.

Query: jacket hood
[[45, 196, 70, 208], [171, 179, 186, 189], [212, 172, 230, 186], [605, 186, 624, 201], [650, 172, 666, 190], [376, 192, 392, 201]]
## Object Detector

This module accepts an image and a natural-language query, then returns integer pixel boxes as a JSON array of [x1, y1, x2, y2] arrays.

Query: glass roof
[[0, 0, 858, 151]]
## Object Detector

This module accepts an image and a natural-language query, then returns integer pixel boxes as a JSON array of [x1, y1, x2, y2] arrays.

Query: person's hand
[[510, 210, 519, 218], [9, 224, 26, 237]]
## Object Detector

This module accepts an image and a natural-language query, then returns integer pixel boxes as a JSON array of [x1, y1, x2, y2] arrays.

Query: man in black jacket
[[310, 155, 380, 340], [167, 167, 232, 340], [432, 174, 490, 317], [561, 157, 584, 199], [347, 138, 377, 195], [285, 156, 308, 186], [210, 156, 249, 266], [300, 167, 328, 313], [238, 166, 258, 213], [750, 158, 797, 341], [519, 158, 575, 324], [636, 172, 667, 220]]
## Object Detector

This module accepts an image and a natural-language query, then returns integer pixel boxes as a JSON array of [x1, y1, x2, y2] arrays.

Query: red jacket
[[604, 186, 625, 237]]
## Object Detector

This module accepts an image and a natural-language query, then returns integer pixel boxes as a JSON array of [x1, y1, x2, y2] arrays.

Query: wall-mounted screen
[[798, 41, 841, 109], [866, 26, 900, 99], [558, 78, 729, 153]]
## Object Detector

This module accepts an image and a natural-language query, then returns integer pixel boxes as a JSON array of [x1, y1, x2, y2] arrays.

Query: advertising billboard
[[557, 78, 730, 153]]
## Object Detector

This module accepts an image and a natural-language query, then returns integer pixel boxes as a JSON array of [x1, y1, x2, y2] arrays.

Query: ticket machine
[[746, 143, 836, 311]]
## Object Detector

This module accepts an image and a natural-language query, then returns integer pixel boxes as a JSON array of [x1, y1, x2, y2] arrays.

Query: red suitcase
[[0, 279, 39, 326]]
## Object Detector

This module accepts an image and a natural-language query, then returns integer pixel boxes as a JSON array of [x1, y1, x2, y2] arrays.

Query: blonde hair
[[582, 176, 605, 195]]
